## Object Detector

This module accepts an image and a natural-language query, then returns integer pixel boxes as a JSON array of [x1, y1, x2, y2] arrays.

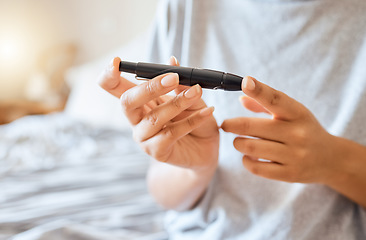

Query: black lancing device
[[119, 61, 243, 91]]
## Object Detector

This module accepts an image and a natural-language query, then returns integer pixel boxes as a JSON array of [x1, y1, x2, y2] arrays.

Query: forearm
[[324, 136, 366, 208], [146, 159, 217, 211]]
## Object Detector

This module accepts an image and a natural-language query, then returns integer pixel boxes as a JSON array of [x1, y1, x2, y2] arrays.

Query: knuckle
[[239, 119, 251, 133], [149, 149, 159, 160], [146, 81, 158, 95], [292, 127, 308, 145], [269, 90, 281, 106], [136, 109, 145, 123], [137, 133, 171, 162], [132, 130, 141, 143], [296, 148, 310, 162], [146, 112, 159, 126], [120, 92, 132, 111], [246, 162, 261, 176], [162, 126, 175, 140], [132, 126, 149, 143], [172, 96, 183, 109], [187, 117, 197, 128], [153, 145, 168, 162], [244, 141, 256, 155], [140, 142, 152, 156], [252, 81, 263, 97], [139, 137, 165, 161]]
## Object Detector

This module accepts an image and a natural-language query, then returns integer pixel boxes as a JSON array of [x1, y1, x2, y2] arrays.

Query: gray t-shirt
[[146, 0, 366, 239]]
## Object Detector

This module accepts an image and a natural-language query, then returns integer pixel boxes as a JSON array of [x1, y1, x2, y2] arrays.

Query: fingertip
[[104, 57, 121, 78], [169, 56, 179, 66], [195, 84, 203, 96], [238, 95, 252, 108], [238, 95, 253, 108], [238, 95, 246, 105], [219, 120, 227, 131], [219, 118, 239, 133], [161, 73, 179, 87], [183, 84, 202, 99], [99, 57, 121, 89], [199, 106, 215, 117], [233, 137, 242, 150], [112, 57, 121, 71], [242, 155, 259, 166], [242, 76, 256, 92]]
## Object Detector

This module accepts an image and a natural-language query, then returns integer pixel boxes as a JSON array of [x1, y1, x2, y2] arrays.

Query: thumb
[[99, 57, 136, 98]]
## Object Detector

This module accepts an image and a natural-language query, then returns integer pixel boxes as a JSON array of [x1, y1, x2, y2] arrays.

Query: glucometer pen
[[119, 61, 243, 91]]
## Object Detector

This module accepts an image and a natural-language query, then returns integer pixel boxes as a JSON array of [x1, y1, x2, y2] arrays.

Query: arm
[[324, 136, 366, 208], [221, 76, 366, 208], [99, 57, 219, 211], [147, 159, 217, 211]]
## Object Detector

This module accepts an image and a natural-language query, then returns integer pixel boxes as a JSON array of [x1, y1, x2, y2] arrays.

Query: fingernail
[[243, 76, 255, 91], [170, 56, 178, 65], [184, 84, 200, 98], [200, 106, 214, 116], [161, 73, 179, 87]]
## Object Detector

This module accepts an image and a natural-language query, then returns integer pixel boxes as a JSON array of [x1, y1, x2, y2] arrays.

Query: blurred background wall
[[0, 0, 159, 101]]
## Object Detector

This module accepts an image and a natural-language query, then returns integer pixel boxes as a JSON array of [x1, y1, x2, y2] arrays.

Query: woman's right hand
[[99, 57, 220, 172]]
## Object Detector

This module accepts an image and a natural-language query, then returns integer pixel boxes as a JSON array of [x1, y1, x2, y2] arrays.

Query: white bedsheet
[[0, 114, 167, 240]]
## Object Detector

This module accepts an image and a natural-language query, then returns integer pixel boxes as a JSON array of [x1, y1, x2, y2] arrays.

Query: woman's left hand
[[221, 76, 342, 184]]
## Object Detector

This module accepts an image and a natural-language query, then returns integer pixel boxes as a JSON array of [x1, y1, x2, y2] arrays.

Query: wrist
[[191, 159, 218, 174], [188, 162, 218, 186], [321, 135, 365, 188], [318, 135, 366, 207], [147, 158, 218, 211]]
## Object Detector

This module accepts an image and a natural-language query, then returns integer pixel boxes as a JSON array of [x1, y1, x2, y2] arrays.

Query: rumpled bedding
[[0, 114, 167, 240]]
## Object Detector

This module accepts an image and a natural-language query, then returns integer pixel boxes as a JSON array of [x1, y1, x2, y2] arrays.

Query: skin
[[99, 56, 366, 211], [99, 57, 219, 211], [222, 76, 366, 208]]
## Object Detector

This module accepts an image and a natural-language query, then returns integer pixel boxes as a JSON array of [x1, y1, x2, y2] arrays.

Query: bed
[[0, 37, 167, 240]]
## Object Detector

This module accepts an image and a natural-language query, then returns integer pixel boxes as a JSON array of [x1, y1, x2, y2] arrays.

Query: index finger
[[241, 76, 305, 120], [98, 57, 136, 98]]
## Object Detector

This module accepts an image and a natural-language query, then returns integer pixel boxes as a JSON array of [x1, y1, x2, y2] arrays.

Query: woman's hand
[[222, 76, 366, 207], [99, 57, 219, 171], [221, 76, 343, 184], [99, 57, 220, 210]]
